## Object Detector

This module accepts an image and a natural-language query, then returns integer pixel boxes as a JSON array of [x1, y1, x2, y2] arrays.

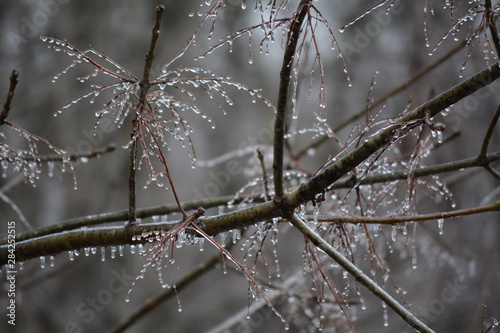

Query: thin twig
[[295, 40, 467, 159], [304, 200, 500, 224], [256, 148, 270, 200], [128, 5, 167, 227], [0, 70, 19, 126], [485, 0, 500, 59], [287, 213, 435, 333], [110, 255, 220, 333], [480, 105, 500, 180], [480, 105, 500, 157], [18, 144, 116, 162]]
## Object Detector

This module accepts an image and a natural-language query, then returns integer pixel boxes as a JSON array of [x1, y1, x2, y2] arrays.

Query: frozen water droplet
[[382, 302, 389, 326], [47, 161, 55, 177], [101, 247, 106, 261], [411, 243, 417, 269], [49, 255, 55, 267], [40, 256, 46, 268], [437, 218, 444, 235], [110, 246, 117, 259], [232, 229, 241, 244]]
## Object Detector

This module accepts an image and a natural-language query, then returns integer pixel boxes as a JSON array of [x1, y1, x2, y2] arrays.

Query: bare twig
[[256, 148, 270, 200], [480, 105, 500, 157], [480, 105, 500, 180], [110, 254, 220, 333], [128, 5, 173, 227], [0, 70, 19, 126], [485, 0, 500, 59], [295, 40, 467, 159], [305, 200, 500, 225]]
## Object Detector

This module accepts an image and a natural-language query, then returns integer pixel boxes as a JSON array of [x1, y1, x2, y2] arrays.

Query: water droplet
[[49, 255, 55, 267], [382, 302, 389, 326], [40, 256, 46, 268], [110, 246, 117, 259], [437, 218, 444, 235]]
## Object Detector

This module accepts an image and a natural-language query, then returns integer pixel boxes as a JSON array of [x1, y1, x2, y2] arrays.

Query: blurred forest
[[0, 0, 499, 332]]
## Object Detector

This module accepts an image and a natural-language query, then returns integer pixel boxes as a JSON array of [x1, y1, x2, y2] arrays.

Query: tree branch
[[305, 200, 500, 224], [1, 64, 498, 267], [0, 70, 19, 126], [284, 64, 500, 208], [273, 0, 311, 202], [128, 5, 167, 227]]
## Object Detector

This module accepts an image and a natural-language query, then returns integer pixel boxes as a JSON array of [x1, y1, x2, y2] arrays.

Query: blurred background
[[0, 0, 499, 332]]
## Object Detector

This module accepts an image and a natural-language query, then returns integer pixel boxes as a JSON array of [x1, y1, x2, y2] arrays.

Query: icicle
[[68, 250, 75, 261], [411, 243, 418, 269], [40, 256, 46, 268], [84, 247, 90, 256], [437, 218, 444, 235], [101, 247, 106, 261], [359, 294, 367, 310], [313, 204, 320, 224], [391, 225, 397, 242], [130, 244, 136, 254], [118, 245, 124, 257], [232, 229, 241, 244], [47, 161, 55, 177], [110, 246, 117, 259], [1, 160, 8, 178], [382, 302, 389, 326], [49, 255, 55, 267]]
